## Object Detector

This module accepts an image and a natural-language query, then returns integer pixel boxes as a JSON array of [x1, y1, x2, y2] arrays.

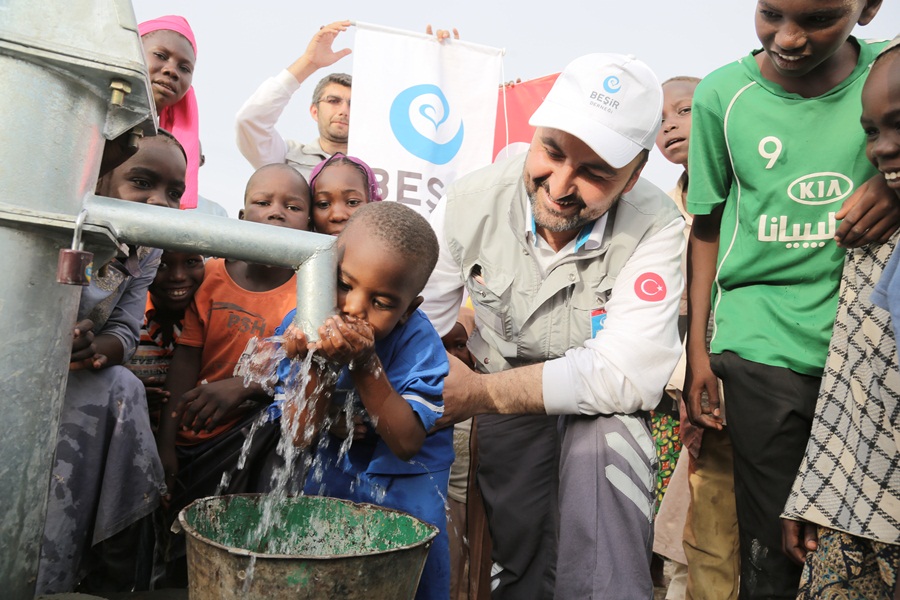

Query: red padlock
[[57, 210, 93, 286]]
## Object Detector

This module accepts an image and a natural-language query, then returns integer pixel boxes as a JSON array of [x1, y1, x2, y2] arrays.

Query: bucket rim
[[177, 493, 439, 560]]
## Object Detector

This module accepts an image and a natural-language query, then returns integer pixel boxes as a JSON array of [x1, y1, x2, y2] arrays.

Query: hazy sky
[[133, 1, 899, 218]]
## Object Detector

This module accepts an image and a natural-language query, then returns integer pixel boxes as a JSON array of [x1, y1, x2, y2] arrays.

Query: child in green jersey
[[684, 1, 899, 597]]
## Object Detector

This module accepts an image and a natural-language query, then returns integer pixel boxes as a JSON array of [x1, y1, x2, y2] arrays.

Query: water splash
[[234, 335, 285, 394], [239, 555, 257, 594], [214, 333, 398, 562]]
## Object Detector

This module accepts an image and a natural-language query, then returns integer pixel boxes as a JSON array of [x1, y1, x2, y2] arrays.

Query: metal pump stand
[[0, 2, 337, 595]]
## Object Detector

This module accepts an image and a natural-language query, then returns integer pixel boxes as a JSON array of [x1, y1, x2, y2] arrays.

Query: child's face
[[442, 322, 475, 370], [240, 169, 311, 230], [95, 137, 186, 208], [336, 225, 422, 342], [861, 53, 900, 194], [312, 163, 369, 236], [142, 30, 195, 111], [655, 81, 697, 168], [754, 0, 879, 83], [149, 251, 204, 313]]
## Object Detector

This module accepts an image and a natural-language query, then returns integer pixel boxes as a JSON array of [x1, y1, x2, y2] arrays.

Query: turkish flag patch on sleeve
[[634, 272, 666, 302]]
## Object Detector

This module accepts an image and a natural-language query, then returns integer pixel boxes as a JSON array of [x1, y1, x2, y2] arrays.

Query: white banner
[[349, 22, 504, 217]]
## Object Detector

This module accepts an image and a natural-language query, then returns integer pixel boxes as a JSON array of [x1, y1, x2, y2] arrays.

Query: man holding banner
[[422, 54, 684, 599], [235, 21, 352, 179]]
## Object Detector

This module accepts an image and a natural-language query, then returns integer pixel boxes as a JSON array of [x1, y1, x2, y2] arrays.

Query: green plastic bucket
[[179, 494, 438, 599]]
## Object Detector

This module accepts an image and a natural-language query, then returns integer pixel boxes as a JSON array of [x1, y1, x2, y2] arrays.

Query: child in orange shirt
[[157, 164, 310, 578]]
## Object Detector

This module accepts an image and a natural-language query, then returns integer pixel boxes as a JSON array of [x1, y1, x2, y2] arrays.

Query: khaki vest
[[444, 154, 681, 374]]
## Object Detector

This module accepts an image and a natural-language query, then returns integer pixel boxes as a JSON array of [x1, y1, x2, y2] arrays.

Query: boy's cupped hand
[[315, 315, 375, 367], [283, 324, 313, 360]]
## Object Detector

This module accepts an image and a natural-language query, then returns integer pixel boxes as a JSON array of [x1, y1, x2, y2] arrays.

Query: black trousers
[[476, 414, 559, 600], [710, 351, 820, 600]]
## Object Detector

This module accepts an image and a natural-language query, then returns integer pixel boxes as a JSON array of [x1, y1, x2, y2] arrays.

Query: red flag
[[493, 73, 559, 162]]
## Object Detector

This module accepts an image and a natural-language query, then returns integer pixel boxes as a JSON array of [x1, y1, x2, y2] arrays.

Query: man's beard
[[525, 174, 619, 233]]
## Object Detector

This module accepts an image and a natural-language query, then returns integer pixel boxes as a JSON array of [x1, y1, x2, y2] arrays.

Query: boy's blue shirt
[[271, 308, 454, 476]]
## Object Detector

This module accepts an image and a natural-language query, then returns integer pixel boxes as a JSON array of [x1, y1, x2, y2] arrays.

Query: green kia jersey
[[687, 38, 886, 376]]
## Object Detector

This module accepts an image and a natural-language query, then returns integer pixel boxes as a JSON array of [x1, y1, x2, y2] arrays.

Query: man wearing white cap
[[422, 54, 685, 598]]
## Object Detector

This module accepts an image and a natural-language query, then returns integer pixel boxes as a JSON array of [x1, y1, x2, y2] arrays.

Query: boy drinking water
[[684, 1, 899, 596], [276, 201, 453, 600]]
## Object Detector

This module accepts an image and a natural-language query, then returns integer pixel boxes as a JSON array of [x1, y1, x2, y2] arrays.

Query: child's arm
[[318, 316, 426, 461], [98, 250, 161, 365], [158, 343, 202, 503], [834, 174, 900, 248], [350, 358, 426, 460], [684, 206, 725, 431], [68, 324, 127, 371]]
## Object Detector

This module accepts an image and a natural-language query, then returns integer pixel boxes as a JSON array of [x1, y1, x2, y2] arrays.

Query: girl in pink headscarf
[[308, 153, 382, 236], [138, 15, 200, 209]]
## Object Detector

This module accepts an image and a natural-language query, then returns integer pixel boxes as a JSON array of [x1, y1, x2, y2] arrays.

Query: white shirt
[[235, 69, 325, 172]]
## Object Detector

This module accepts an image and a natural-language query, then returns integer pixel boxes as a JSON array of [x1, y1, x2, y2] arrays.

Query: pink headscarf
[[309, 153, 384, 203], [138, 15, 200, 209]]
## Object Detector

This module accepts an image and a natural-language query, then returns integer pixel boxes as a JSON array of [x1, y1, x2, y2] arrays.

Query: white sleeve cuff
[[542, 358, 580, 415], [275, 69, 303, 94]]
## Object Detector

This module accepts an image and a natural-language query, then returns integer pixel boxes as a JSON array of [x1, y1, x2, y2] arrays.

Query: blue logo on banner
[[389, 84, 464, 165], [603, 76, 621, 94]]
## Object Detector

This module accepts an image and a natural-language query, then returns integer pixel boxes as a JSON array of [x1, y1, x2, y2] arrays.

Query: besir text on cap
[[529, 53, 663, 169]]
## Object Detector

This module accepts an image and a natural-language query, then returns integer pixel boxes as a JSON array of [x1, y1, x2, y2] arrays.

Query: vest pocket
[[466, 261, 514, 339], [570, 288, 609, 343]]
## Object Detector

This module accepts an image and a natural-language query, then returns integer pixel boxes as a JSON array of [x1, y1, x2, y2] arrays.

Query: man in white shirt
[[235, 21, 352, 180], [421, 53, 685, 599]]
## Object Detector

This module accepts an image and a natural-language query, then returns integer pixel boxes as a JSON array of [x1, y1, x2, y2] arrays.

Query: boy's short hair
[[243, 163, 310, 203], [155, 127, 186, 160], [661, 75, 701, 86], [342, 202, 439, 294], [312, 73, 352, 105], [872, 35, 900, 67]]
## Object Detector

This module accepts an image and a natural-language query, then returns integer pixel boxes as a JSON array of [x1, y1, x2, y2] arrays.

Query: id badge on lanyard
[[590, 308, 607, 338]]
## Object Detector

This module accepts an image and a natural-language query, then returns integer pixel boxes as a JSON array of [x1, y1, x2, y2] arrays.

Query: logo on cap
[[603, 76, 621, 94], [390, 84, 464, 165]]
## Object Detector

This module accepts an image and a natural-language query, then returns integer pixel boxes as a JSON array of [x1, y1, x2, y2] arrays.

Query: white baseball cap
[[529, 53, 663, 169]]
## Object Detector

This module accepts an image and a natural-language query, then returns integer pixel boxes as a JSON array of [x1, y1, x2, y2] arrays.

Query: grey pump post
[[0, 1, 336, 595]]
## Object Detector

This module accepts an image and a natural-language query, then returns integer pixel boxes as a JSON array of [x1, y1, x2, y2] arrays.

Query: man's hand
[[781, 518, 818, 565], [834, 174, 900, 248], [433, 352, 484, 430], [304, 20, 353, 69], [425, 24, 460, 43]]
